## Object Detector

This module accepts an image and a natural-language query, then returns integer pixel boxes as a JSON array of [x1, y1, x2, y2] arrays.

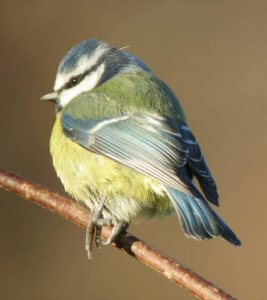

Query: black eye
[[67, 76, 80, 89]]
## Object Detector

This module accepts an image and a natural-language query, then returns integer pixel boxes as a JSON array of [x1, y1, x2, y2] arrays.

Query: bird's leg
[[102, 221, 129, 245], [85, 198, 109, 260]]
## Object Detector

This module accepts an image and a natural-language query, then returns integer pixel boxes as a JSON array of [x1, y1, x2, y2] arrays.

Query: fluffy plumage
[[46, 39, 241, 247]]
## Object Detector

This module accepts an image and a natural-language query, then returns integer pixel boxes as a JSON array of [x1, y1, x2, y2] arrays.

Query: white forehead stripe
[[58, 63, 105, 108], [54, 44, 108, 91]]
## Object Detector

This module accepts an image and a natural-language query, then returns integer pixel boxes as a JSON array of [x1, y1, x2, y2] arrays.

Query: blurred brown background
[[0, 1, 266, 299]]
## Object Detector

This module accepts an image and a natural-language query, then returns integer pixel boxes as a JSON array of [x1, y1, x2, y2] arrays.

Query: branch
[[0, 167, 236, 300]]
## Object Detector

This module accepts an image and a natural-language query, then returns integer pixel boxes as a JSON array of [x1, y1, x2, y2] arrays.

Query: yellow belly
[[50, 114, 174, 222]]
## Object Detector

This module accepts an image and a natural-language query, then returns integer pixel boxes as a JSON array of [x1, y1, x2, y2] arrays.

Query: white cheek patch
[[54, 44, 108, 91], [58, 63, 105, 108]]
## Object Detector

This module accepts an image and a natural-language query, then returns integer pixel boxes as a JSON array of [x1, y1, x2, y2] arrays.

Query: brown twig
[[0, 167, 237, 300]]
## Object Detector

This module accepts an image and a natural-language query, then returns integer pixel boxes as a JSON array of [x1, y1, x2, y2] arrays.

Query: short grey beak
[[40, 92, 58, 101]]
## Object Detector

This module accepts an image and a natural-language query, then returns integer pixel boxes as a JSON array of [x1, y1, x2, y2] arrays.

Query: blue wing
[[61, 111, 219, 204], [180, 123, 219, 206], [62, 112, 193, 196]]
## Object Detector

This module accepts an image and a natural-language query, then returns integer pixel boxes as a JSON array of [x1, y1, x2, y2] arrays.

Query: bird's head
[[41, 39, 150, 111]]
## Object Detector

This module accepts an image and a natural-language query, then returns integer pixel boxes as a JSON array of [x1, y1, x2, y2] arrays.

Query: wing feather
[[62, 113, 192, 195], [180, 122, 219, 206], [62, 112, 219, 206]]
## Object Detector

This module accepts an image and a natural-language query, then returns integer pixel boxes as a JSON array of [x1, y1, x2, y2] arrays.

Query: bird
[[41, 39, 241, 259]]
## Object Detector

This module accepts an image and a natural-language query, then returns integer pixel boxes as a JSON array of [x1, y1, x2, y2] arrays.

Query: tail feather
[[174, 193, 210, 239], [212, 211, 241, 246], [165, 186, 241, 246]]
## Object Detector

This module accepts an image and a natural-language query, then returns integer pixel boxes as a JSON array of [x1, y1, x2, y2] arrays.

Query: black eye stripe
[[63, 52, 108, 91]]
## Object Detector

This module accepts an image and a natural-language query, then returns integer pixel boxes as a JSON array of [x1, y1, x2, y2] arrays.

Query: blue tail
[[165, 187, 241, 246]]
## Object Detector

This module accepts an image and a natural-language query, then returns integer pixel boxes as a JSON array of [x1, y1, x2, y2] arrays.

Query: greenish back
[[63, 71, 186, 128]]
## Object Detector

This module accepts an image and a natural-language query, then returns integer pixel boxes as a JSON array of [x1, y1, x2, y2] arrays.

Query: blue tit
[[41, 39, 241, 259]]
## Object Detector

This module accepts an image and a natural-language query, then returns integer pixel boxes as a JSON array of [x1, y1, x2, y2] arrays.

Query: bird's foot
[[102, 221, 129, 245], [85, 199, 129, 259]]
